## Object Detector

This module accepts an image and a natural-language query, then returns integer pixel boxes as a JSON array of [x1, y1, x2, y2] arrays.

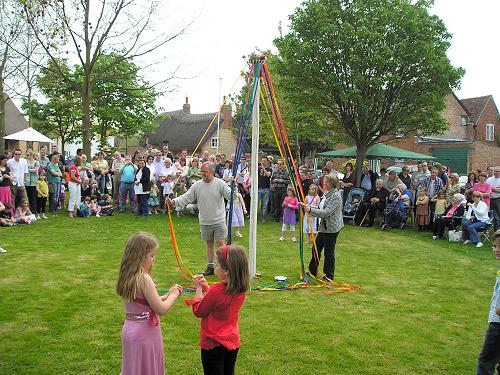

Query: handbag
[[448, 230, 462, 242]]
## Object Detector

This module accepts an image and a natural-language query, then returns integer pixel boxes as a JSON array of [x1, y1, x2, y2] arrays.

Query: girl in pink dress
[[281, 187, 299, 242], [116, 232, 183, 375]]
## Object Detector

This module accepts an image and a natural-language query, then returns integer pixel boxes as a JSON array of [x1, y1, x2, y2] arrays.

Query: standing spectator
[[421, 168, 444, 229], [445, 173, 461, 205], [94, 151, 109, 193], [47, 154, 63, 212], [464, 171, 478, 203], [25, 150, 40, 214], [385, 170, 406, 192], [486, 165, 495, 179], [487, 166, 500, 230], [473, 173, 493, 208], [317, 167, 330, 196], [35, 172, 48, 219], [271, 159, 289, 222], [151, 151, 165, 209], [413, 162, 431, 193], [299, 157, 314, 175], [175, 157, 187, 176], [134, 159, 151, 216], [67, 155, 82, 218], [39, 146, 50, 171], [341, 162, 355, 204], [80, 154, 94, 180], [187, 157, 202, 187], [7, 148, 28, 208], [162, 143, 173, 160], [214, 153, 225, 178], [398, 166, 412, 190], [0, 154, 13, 215], [145, 154, 156, 182], [257, 157, 272, 222], [379, 167, 388, 188], [435, 163, 449, 187], [119, 155, 137, 213], [111, 152, 125, 205], [360, 164, 378, 191]]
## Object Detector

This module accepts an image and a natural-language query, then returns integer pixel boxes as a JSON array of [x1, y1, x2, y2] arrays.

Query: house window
[[460, 115, 468, 126], [211, 137, 219, 149], [486, 124, 494, 141]]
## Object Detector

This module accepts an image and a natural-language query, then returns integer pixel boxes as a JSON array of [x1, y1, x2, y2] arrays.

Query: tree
[[88, 53, 159, 148], [23, 59, 81, 156], [22, 0, 190, 156], [274, 0, 464, 184]]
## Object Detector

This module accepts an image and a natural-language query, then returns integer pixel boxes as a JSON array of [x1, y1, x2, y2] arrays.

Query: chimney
[[182, 97, 190, 114], [221, 97, 232, 129]]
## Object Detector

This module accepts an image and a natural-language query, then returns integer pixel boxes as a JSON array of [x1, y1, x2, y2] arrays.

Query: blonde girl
[[431, 189, 447, 219], [117, 232, 183, 375], [188, 245, 250, 375], [303, 184, 320, 242]]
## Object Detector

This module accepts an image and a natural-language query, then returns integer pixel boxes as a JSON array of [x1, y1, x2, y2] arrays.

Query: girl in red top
[[187, 245, 250, 375]]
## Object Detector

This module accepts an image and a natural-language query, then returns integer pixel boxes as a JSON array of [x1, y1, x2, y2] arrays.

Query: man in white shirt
[[7, 148, 29, 208], [167, 162, 232, 276], [487, 166, 500, 231]]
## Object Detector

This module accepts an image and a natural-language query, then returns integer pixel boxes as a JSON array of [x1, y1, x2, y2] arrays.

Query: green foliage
[[85, 53, 160, 147], [274, 0, 464, 182], [0, 213, 494, 374], [23, 59, 81, 153]]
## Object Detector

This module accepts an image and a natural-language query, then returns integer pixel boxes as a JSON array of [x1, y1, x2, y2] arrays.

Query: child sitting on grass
[[15, 199, 37, 224], [0, 201, 14, 226], [98, 194, 114, 216], [89, 195, 102, 217], [78, 196, 91, 217], [476, 229, 500, 374]]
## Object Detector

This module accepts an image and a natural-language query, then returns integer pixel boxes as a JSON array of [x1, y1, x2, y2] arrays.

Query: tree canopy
[[274, 0, 464, 184]]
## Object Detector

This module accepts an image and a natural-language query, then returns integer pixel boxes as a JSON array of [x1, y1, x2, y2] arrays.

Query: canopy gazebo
[[316, 143, 435, 161], [4, 127, 55, 144]]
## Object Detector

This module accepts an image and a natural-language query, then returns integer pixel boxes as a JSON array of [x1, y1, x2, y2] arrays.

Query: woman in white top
[[461, 191, 490, 248], [145, 155, 156, 182]]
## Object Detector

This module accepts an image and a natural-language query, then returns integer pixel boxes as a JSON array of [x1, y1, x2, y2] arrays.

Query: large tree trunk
[[82, 83, 91, 157], [354, 143, 367, 187]]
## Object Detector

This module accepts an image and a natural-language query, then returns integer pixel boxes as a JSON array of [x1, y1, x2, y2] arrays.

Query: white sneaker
[[291, 237, 297, 242], [36, 215, 41, 220], [96, 213, 101, 218], [462, 240, 471, 245], [42, 214, 48, 219], [279, 236, 285, 241], [476, 242, 483, 248], [0, 247, 7, 253], [236, 232, 243, 238], [432, 236, 437, 240]]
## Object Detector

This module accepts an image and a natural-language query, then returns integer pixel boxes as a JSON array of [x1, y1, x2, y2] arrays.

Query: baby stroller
[[343, 188, 365, 222], [381, 197, 410, 230]]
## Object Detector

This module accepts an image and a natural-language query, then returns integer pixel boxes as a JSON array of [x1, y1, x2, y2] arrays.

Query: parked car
[[386, 165, 419, 175]]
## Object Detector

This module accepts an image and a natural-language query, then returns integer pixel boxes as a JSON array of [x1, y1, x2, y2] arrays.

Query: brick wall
[[470, 98, 500, 170]]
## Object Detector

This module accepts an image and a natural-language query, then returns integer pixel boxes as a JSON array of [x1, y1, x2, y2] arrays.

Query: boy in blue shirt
[[477, 229, 500, 374]]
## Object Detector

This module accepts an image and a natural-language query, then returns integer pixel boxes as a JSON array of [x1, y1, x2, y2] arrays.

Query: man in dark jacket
[[354, 179, 390, 227]]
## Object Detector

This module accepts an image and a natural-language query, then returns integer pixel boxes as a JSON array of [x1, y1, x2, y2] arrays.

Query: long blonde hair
[[116, 232, 158, 302]]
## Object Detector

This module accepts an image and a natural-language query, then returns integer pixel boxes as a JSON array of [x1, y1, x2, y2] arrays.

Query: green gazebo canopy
[[316, 143, 435, 161]]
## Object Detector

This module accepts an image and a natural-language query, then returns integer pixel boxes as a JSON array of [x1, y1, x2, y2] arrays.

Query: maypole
[[248, 58, 263, 278]]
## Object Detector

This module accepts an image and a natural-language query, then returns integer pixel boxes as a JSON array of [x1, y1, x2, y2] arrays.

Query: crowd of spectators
[[0, 142, 499, 251]]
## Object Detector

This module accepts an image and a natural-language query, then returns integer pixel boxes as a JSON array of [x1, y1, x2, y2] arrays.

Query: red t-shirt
[[186, 282, 246, 350], [69, 165, 80, 181]]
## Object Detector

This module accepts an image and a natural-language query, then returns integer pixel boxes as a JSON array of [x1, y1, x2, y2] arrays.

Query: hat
[[101, 145, 110, 152]]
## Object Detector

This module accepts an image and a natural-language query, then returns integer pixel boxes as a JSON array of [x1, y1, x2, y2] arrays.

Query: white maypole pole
[[248, 61, 260, 278]]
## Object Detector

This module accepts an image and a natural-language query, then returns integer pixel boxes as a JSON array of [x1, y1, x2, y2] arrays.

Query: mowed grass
[[0, 212, 497, 374]]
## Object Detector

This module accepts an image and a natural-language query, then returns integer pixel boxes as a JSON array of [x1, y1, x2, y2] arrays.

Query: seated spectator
[[432, 194, 464, 240], [0, 201, 14, 226], [354, 179, 390, 227], [78, 196, 91, 217], [381, 184, 412, 230], [14, 199, 37, 224], [461, 192, 490, 248], [89, 195, 102, 217], [98, 194, 114, 216]]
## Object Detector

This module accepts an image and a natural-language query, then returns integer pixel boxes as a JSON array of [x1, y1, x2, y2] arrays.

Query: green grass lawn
[[0, 212, 497, 374]]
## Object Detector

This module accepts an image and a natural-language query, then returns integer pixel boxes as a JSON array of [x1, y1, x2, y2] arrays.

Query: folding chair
[[477, 211, 494, 244]]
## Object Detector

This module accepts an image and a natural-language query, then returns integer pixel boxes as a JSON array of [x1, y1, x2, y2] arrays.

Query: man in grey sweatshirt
[[168, 162, 232, 276]]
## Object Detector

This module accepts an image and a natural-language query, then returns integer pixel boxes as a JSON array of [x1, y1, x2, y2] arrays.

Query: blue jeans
[[137, 194, 149, 216], [462, 219, 488, 244], [48, 181, 61, 212], [258, 188, 270, 221], [119, 182, 136, 212]]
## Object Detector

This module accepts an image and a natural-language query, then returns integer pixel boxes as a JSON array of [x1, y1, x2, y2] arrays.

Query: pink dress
[[121, 292, 165, 375]]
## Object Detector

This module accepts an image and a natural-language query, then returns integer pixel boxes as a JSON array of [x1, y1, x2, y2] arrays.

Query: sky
[[153, 0, 500, 115]]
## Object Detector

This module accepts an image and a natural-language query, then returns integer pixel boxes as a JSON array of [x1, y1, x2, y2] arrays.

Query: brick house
[[147, 98, 241, 157], [388, 93, 500, 174]]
